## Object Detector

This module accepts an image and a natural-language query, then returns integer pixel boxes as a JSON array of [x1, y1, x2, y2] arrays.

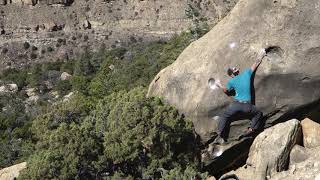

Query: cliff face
[[0, 0, 237, 71], [148, 0, 320, 139]]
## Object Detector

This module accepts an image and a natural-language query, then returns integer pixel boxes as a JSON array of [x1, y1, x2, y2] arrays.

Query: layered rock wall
[[0, 0, 237, 71]]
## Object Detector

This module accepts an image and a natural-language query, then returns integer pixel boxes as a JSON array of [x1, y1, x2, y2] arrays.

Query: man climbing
[[214, 50, 266, 144]]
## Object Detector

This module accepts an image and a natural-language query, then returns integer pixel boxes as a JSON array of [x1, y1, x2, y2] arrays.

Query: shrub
[[23, 42, 30, 49], [26, 64, 44, 87], [54, 80, 72, 96], [74, 50, 94, 76], [19, 87, 201, 179], [1, 68, 28, 89], [71, 75, 89, 94], [60, 61, 75, 74], [47, 46, 54, 52], [88, 32, 193, 98], [160, 166, 208, 180], [0, 94, 32, 168], [18, 94, 101, 179], [30, 53, 37, 59], [92, 87, 200, 178]]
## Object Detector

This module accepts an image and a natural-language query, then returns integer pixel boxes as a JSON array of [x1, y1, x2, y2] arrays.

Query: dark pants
[[217, 101, 263, 138]]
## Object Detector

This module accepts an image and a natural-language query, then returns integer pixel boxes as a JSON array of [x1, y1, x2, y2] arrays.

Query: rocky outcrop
[[2, 0, 73, 6], [269, 119, 320, 180], [148, 0, 320, 142], [270, 146, 320, 180], [220, 119, 301, 180], [301, 118, 320, 148], [220, 118, 320, 180], [0, 162, 27, 180], [0, 83, 18, 93], [0, 0, 237, 71]]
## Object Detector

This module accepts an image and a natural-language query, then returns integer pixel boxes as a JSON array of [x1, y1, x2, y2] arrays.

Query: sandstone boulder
[[301, 118, 320, 148], [148, 0, 320, 142], [221, 119, 301, 180], [26, 95, 39, 104], [60, 72, 72, 81], [0, 84, 18, 93], [207, 176, 216, 180], [25, 88, 36, 97], [63, 91, 73, 102], [0, 162, 27, 180], [289, 145, 309, 165], [270, 146, 320, 180]]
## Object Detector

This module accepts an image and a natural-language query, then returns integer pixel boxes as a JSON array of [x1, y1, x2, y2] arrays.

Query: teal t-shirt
[[226, 68, 253, 101]]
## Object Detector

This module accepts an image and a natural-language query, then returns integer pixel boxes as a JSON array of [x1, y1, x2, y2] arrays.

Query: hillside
[[0, 0, 237, 71]]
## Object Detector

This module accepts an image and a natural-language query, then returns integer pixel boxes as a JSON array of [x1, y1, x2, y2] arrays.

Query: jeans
[[217, 101, 263, 138]]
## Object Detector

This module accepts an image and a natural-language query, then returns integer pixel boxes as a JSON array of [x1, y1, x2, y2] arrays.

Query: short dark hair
[[227, 68, 233, 76]]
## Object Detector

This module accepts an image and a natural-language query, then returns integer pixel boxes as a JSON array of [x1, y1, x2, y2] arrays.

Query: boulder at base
[[289, 145, 309, 165], [220, 119, 301, 180], [301, 118, 320, 148], [147, 0, 320, 142], [0, 162, 27, 180], [270, 146, 320, 180]]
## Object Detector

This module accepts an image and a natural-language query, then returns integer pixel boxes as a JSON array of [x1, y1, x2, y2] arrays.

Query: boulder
[[26, 95, 40, 104], [25, 88, 36, 97], [270, 146, 320, 180], [301, 118, 320, 148], [221, 119, 301, 180], [63, 91, 73, 102], [0, 162, 27, 180], [206, 176, 216, 180], [60, 72, 72, 81], [289, 145, 309, 165], [148, 0, 320, 141], [50, 91, 59, 99], [202, 137, 254, 175], [0, 84, 18, 93], [148, 0, 320, 173]]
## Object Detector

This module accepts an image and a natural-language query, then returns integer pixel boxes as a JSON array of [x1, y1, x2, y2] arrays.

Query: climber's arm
[[251, 58, 263, 72], [251, 49, 266, 72]]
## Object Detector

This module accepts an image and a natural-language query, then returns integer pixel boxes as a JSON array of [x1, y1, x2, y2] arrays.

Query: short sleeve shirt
[[226, 68, 253, 101]]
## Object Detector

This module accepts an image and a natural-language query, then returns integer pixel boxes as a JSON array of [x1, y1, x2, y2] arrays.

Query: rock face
[[221, 119, 301, 180], [301, 118, 320, 148], [0, 162, 27, 180], [289, 145, 309, 164], [148, 0, 320, 142], [270, 119, 320, 180], [270, 146, 320, 180], [246, 119, 301, 179], [0, 0, 237, 71]]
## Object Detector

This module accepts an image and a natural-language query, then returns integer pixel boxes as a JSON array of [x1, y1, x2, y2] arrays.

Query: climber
[[214, 50, 266, 144]]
